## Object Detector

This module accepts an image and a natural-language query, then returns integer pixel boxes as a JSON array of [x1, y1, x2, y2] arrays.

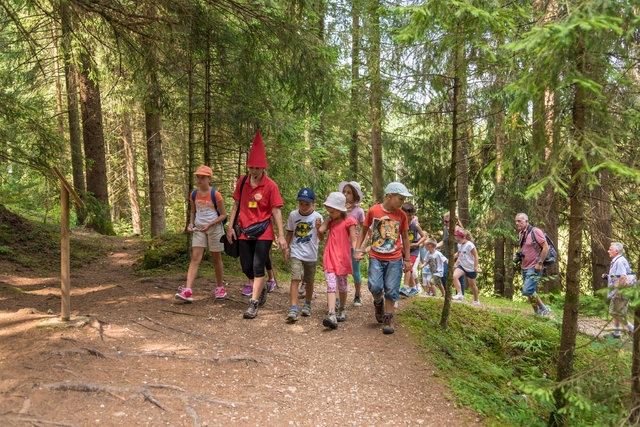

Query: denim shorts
[[456, 265, 477, 279], [521, 267, 542, 296], [367, 258, 403, 302]]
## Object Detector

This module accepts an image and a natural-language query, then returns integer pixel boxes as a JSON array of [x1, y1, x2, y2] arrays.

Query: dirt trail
[[0, 232, 475, 426]]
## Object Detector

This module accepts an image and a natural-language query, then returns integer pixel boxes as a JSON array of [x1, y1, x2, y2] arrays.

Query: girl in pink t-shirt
[[318, 192, 357, 329]]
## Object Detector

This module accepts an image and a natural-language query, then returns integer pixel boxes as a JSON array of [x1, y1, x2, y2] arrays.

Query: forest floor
[[0, 230, 479, 426]]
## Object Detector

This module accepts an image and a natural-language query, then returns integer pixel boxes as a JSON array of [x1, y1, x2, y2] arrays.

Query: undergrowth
[[399, 299, 631, 426]]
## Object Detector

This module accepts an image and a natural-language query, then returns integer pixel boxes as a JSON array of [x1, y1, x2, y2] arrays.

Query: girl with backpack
[[175, 165, 228, 302]]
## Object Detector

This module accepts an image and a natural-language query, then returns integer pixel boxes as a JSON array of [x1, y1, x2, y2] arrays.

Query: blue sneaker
[[407, 288, 419, 297], [399, 287, 410, 297]]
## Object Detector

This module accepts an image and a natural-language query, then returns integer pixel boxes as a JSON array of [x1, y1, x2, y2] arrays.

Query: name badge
[[248, 201, 258, 208]]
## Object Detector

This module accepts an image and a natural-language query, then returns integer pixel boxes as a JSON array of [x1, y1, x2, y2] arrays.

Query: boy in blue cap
[[284, 188, 323, 322], [354, 182, 412, 334]]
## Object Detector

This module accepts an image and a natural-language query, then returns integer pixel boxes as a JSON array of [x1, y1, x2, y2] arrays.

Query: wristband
[[355, 249, 363, 253]]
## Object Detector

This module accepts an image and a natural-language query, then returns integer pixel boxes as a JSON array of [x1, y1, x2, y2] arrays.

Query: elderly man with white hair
[[603, 242, 635, 339]]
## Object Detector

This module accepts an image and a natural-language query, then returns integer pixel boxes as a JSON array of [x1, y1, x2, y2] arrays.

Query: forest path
[[0, 232, 476, 426]]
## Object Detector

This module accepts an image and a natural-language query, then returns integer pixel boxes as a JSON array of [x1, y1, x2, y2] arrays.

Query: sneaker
[[301, 303, 311, 317], [472, 300, 481, 307], [258, 286, 268, 307], [174, 286, 193, 303], [336, 306, 346, 322], [243, 299, 259, 319], [298, 283, 306, 297], [541, 307, 551, 317], [214, 286, 227, 299], [399, 286, 409, 297], [323, 313, 338, 329], [374, 300, 384, 323], [353, 295, 363, 307], [241, 285, 253, 296], [452, 294, 464, 301], [267, 279, 277, 293], [407, 288, 419, 297], [286, 308, 298, 322], [382, 314, 395, 334]]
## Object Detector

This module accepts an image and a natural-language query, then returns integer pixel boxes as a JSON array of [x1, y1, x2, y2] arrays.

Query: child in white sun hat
[[317, 192, 357, 329]]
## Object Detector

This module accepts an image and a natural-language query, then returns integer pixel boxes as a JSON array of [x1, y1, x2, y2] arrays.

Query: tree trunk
[[440, 36, 463, 330], [457, 120, 470, 227], [550, 35, 586, 427], [78, 52, 112, 234], [631, 255, 640, 423], [368, 0, 383, 203], [121, 111, 142, 235], [493, 102, 506, 296], [203, 32, 211, 166], [187, 47, 195, 227], [589, 164, 612, 295], [504, 237, 515, 299], [143, 5, 166, 237], [59, 2, 86, 224], [51, 24, 65, 141], [349, 0, 360, 176]]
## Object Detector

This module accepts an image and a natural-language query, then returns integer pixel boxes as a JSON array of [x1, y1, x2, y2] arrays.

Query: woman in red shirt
[[227, 131, 288, 319]]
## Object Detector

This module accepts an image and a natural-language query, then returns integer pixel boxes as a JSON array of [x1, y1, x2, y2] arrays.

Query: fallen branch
[[140, 389, 172, 412], [112, 351, 270, 364], [159, 309, 200, 317], [0, 416, 76, 426], [49, 348, 107, 359], [143, 316, 293, 360], [43, 381, 126, 401], [132, 320, 164, 334]]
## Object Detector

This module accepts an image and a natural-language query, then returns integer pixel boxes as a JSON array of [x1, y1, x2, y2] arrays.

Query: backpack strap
[[190, 189, 197, 203], [210, 188, 217, 209]]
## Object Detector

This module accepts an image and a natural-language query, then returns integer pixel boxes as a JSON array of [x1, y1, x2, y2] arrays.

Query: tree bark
[[631, 255, 640, 423], [78, 52, 112, 234], [51, 24, 65, 141], [143, 5, 166, 237], [588, 170, 612, 294], [121, 111, 142, 235], [550, 34, 586, 427], [349, 0, 360, 176], [368, 0, 383, 203], [493, 105, 506, 296], [504, 237, 515, 299], [59, 2, 86, 224], [457, 120, 470, 228]]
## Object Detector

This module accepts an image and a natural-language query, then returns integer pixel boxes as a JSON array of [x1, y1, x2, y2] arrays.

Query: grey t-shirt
[[286, 210, 323, 262]]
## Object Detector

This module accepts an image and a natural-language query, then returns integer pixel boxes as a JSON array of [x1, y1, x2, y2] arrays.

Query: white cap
[[323, 192, 347, 212], [385, 182, 413, 197], [338, 181, 364, 204]]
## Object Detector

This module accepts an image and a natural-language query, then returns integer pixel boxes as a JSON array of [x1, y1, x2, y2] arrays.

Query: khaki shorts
[[290, 257, 317, 284], [192, 223, 224, 252], [609, 296, 629, 318]]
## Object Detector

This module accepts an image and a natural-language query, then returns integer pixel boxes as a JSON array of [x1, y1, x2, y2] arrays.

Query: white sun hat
[[384, 182, 413, 197], [338, 181, 364, 204], [323, 192, 347, 212]]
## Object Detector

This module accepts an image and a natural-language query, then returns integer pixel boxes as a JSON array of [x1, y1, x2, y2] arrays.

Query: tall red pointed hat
[[246, 129, 267, 168]]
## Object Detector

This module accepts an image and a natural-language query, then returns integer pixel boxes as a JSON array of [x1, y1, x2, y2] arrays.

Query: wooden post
[[52, 167, 83, 322], [60, 184, 70, 321]]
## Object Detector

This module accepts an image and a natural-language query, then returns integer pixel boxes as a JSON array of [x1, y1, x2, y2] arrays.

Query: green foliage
[[139, 233, 190, 270], [399, 299, 630, 425]]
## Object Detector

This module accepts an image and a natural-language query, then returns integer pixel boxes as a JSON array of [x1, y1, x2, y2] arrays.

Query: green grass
[[399, 299, 631, 426]]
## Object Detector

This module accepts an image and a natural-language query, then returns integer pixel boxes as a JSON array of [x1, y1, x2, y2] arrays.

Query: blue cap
[[297, 188, 315, 203], [385, 182, 413, 197]]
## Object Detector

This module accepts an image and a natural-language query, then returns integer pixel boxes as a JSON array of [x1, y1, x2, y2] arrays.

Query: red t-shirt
[[363, 204, 409, 261], [233, 174, 284, 241], [323, 217, 357, 275]]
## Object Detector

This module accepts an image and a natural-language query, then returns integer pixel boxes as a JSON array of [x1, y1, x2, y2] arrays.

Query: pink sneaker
[[214, 286, 227, 299], [266, 279, 277, 293], [175, 286, 193, 303], [241, 285, 253, 296]]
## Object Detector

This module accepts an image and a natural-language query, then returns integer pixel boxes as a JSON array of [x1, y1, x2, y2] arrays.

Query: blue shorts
[[521, 267, 542, 296], [456, 265, 478, 279], [367, 258, 403, 302]]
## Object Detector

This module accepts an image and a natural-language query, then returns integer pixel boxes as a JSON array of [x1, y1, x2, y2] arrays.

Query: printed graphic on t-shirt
[[408, 229, 415, 242], [294, 221, 314, 244], [371, 216, 400, 254]]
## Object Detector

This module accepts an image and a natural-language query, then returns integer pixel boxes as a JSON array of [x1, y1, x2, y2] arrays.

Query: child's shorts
[[192, 223, 224, 252], [291, 257, 317, 285], [456, 265, 478, 279]]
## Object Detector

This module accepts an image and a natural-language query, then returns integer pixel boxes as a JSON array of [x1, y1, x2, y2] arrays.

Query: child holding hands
[[317, 192, 357, 329]]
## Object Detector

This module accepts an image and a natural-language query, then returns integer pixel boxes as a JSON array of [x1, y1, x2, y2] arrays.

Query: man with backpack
[[515, 213, 552, 316], [603, 242, 636, 339]]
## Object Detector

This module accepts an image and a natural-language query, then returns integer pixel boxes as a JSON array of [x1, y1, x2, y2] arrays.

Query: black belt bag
[[241, 219, 271, 240]]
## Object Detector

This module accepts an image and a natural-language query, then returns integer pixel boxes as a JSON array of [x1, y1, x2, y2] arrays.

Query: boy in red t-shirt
[[354, 182, 412, 334]]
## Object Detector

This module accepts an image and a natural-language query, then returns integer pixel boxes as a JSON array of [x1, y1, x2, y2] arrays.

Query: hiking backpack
[[190, 188, 227, 225], [521, 226, 558, 266]]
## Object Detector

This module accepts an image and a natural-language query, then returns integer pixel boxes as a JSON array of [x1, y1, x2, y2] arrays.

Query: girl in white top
[[452, 230, 481, 305]]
